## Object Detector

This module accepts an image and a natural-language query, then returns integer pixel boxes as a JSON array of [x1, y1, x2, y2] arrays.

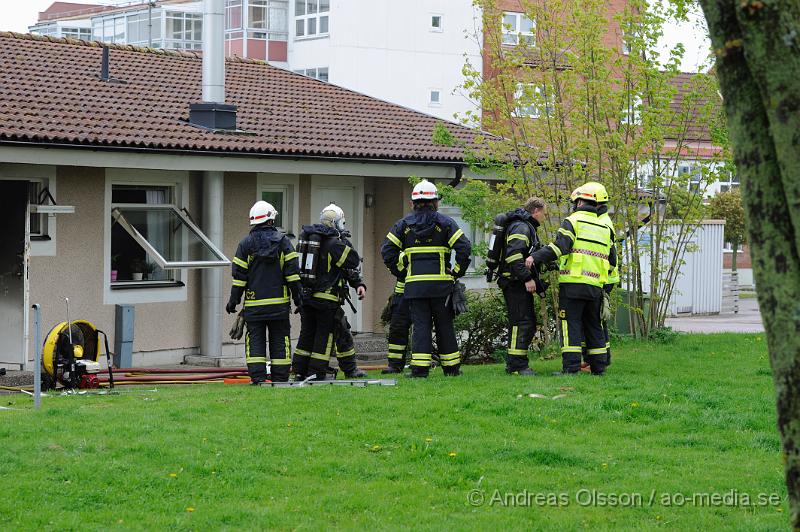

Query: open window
[[111, 204, 230, 275]]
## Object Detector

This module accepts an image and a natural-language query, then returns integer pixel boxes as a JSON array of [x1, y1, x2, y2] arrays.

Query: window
[[429, 89, 442, 107], [166, 12, 203, 49], [293, 67, 329, 82], [513, 83, 552, 118], [502, 12, 535, 46], [226, 0, 243, 30], [621, 94, 642, 125], [28, 181, 49, 239], [258, 175, 298, 237], [62, 27, 91, 40], [295, 0, 329, 39], [249, 0, 268, 29], [110, 184, 229, 289], [430, 14, 443, 32], [621, 29, 631, 55]]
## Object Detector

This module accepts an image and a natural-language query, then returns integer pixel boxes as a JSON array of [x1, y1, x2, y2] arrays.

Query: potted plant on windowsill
[[130, 258, 147, 281], [110, 254, 120, 282], [144, 261, 157, 281]]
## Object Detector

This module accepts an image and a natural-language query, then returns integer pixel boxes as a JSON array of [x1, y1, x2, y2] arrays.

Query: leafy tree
[[697, 0, 800, 525], [708, 188, 746, 271], [446, 0, 727, 337]]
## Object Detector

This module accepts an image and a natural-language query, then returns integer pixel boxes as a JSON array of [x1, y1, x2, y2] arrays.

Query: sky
[[1, 0, 713, 72]]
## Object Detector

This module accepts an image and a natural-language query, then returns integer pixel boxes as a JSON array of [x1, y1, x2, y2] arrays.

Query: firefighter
[[528, 182, 616, 375], [226, 200, 302, 384], [293, 204, 363, 381], [381, 180, 472, 378], [333, 262, 368, 378], [496, 197, 548, 376], [382, 255, 412, 374]]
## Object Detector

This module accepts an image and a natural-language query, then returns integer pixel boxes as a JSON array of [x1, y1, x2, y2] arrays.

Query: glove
[[229, 311, 245, 340], [601, 291, 612, 322], [225, 298, 238, 314], [452, 281, 468, 316]]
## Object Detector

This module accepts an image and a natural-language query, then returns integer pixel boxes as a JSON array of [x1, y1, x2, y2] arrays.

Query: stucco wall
[[27, 166, 203, 363]]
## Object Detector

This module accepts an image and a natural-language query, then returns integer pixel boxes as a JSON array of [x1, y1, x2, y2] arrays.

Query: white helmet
[[249, 200, 278, 225], [320, 203, 346, 231], [411, 180, 439, 201]]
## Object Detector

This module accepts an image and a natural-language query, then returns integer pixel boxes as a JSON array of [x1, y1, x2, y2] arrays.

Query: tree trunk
[[731, 240, 739, 272], [699, 0, 800, 527]]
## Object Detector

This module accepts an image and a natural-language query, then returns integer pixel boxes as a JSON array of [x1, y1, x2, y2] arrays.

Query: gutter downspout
[[200, 0, 225, 359], [448, 164, 464, 188]]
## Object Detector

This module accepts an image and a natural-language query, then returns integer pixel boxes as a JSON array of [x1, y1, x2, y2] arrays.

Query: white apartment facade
[[30, 0, 483, 122]]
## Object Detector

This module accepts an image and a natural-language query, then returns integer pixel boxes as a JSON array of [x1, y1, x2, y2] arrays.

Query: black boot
[[381, 366, 402, 374], [345, 368, 368, 378], [507, 367, 536, 376]]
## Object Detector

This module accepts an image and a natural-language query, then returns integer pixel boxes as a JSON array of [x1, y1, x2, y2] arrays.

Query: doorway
[[310, 177, 363, 331], [0, 181, 29, 369]]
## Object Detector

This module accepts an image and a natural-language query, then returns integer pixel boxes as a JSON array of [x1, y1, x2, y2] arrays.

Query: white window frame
[[439, 203, 481, 274], [429, 88, 442, 107], [257, 173, 300, 238], [502, 12, 535, 46], [513, 83, 552, 118], [0, 164, 58, 257], [294, 0, 330, 40], [430, 13, 443, 32], [104, 170, 191, 305]]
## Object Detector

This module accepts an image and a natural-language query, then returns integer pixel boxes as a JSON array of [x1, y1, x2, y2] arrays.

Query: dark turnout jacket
[[230, 224, 301, 320], [381, 208, 472, 299], [498, 208, 541, 284]]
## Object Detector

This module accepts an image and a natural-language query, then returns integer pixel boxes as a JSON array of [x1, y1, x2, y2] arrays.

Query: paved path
[[666, 298, 764, 333]]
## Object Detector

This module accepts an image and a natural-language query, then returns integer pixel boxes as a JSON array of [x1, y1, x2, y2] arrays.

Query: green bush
[[454, 288, 508, 364]]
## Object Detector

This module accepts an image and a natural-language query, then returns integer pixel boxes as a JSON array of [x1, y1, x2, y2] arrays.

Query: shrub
[[454, 288, 508, 364]]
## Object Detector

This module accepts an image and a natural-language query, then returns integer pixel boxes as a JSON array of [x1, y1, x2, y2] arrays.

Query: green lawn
[[0, 334, 787, 530]]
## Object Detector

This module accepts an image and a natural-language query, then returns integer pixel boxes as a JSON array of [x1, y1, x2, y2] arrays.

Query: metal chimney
[[189, 0, 237, 130]]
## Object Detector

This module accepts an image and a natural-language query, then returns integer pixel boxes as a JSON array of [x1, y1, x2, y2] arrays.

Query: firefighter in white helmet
[[381, 180, 472, 378], [293, 203, 364, 381], [226, 200, 302, 384]]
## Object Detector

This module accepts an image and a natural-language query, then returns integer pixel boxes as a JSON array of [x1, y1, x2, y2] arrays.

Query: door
[[0, 181, 29, 369], [310, 177, 363, 331]]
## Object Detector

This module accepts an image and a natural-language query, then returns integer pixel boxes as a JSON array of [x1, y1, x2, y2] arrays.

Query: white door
[[310, 177, 363, 331], [0, 181, 30, 369]]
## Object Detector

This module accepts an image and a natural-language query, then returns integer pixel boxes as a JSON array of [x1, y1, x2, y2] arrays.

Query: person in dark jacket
[[293, 204, 363, 381], [226, 201, 302, 384], [381, 180, 472, 378], [528, 182, 616, 375], [497, 197, 548, 376]]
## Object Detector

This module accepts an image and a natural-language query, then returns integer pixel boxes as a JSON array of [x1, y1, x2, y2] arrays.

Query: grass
[[0, 334, 787, 530]]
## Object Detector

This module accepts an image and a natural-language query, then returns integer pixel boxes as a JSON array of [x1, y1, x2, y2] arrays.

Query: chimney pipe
[[202, 0, 224, 103], [189, 0, 237, 130], [101, 46, 110, 81]]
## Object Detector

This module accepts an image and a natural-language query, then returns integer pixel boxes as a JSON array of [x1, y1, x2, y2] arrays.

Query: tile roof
[[0, 32, 480, 164], [666, 72, 720, 143]]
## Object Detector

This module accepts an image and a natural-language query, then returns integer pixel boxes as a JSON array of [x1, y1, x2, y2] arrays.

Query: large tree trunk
[[699, 0, 800, 527]]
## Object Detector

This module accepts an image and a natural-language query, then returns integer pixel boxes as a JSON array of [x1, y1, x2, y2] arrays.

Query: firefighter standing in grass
[[332, 257, 368, 378], [226, 201, 302, 384], [381, 180, 472, 378], [528, 182, 616, 375], [293, 204, 363, 381], [496, 197, 548, 376]]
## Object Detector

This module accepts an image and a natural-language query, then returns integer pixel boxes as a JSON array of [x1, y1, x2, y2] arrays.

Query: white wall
[[288, 0, 482, 123]]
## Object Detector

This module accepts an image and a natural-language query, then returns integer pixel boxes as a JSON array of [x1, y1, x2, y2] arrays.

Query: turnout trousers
[[245, 318, 291, 382], [558, 289, 607, 375], [293, 304, 336, 379], [409, 297, 461, 377], [333, 307, 360, 376], [501, 281, 536, 373], [386, 294, 412, 371]]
